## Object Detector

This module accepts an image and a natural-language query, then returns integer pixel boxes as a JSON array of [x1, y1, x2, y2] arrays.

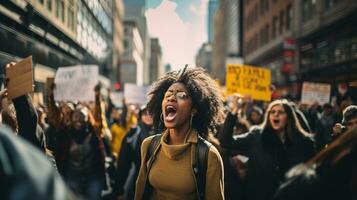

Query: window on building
[[324, 0, 340, 9], [266, 0, 270, 11], [286, 4, 293, 30], [351, 36, 357, 59], [38, 0, 44, 4], [272, 16, 278, 38], [260, 28, 264, 46], [302, 0, 317, 23], [279, 10, 285, 34], [265, 24, 270, 43], [46, 0, 52, 11], [56, 0, 64, 22], [68, 7, 75, 31], [260, 0, 264, 15]]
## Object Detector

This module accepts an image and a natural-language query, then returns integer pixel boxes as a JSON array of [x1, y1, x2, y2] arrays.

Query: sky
[[146, 0, 208, 70]]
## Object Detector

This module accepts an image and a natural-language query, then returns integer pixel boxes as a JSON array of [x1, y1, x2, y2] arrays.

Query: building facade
[[196, 42, 213, 73], [212, 0, 243, 84], [149, 38, 162, 84], [121, 21, 144, 86], [243, 0, 295, 86], [113, 0, 125, 82], [123, 0, 151, 85], [0, 0, 115, 91], [208, 0, 218, 43]]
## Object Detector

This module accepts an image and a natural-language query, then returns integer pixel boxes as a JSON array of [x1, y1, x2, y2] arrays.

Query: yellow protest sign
[[226, 64, 271, 101]]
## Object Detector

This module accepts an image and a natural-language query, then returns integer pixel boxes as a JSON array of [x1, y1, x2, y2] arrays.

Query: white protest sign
[[301, 82, 331, 105], [54, 65, 99, 102], [110, 92, 124, 108], [124, 83, 150, 105]]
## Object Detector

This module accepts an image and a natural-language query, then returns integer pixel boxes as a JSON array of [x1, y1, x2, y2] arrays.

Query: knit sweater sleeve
[[134, 136, 154, 200], [206, 145, 225, 200]]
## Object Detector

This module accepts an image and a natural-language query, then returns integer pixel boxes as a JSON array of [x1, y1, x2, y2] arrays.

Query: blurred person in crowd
[[273, 127, 357, 200], [37, 105, 49, 131], [246, 106, 264, 127], [62, 104, 106, 200], [113, 105, 154, 200], [332, 105, 357, 140], [315, 103, 339, 150], [0, 126, 78, 200], [135, 67, 225, 200], [218, 98, 315, 200]]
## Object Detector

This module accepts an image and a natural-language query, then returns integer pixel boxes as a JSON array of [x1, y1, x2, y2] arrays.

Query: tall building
[[113, 0, 125, 82], [149, 38, 163, 83], [212, 0, 244, 84], [297, 0, 357, 85], [196, 43, 213, 73], [123, 0, 151, 85], [207, 0, 218, 43], [243, 0, 296, 86], [0, 0, 114, 91], [121, 21, 144, 86]]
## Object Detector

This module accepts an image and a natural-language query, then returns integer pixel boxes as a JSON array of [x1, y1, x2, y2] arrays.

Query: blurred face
[[61, 104, 73, 127], [141, 111, 153, 126], [269, 105, 287, 133], [162, 83, 192, 129], [251, 111, 262, 124], [346, 118, 357, 131], [72, 110, 87, 130]]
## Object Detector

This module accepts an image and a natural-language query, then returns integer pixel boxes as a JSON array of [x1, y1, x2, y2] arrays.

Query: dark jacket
[[113, 122, 153, 199], [0, 126, 77, 200], [218, 113, 315, 200], [273, 150, 357, 200], [13, 95, 46, 151]]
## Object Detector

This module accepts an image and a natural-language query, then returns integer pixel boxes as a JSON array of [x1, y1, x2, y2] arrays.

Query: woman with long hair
[[218, 98, 315, 200], [134, 66, 225, 200]]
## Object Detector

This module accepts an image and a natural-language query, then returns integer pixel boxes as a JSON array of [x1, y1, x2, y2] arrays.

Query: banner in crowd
[[6, 56, 34, 99], [111, 92, 124, 108], [226, 64, 271, 101], [301, 82, 331, 105], [54, 65, 99, 102], [124, 83, 151, 105]]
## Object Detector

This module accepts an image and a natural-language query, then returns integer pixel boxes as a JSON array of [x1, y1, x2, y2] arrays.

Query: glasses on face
[[270, 110, 286, 115], [164, 91, 190, 100]]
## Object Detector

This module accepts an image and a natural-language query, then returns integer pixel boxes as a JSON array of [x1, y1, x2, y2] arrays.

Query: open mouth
[[165, 105, 177, 122], [273, 119, 280, 125]]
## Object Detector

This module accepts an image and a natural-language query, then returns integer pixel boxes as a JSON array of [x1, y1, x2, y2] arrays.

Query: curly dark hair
[[147, 67, 224, 138]]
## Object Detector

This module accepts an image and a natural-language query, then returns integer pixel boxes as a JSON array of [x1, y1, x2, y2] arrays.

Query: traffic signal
[[114, 82, 121, 91]]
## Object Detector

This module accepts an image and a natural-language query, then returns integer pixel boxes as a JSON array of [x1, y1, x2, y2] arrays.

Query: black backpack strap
[[142, 134, 161, 200], [193, 136, 211, 200]]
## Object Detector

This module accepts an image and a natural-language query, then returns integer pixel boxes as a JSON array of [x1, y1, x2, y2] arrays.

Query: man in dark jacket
[[113, 105, 153, 200]]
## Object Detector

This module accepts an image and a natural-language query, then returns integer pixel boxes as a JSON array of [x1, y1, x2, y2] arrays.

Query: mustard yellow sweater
[[134, 130, 225, 200]]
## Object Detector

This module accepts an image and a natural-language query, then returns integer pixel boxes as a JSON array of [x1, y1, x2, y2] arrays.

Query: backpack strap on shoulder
[[193, 136, 211, 200], [142, 134, 161, 200]]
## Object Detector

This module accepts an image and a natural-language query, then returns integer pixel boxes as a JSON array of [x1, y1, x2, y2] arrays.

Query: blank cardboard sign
[[6, 56, 34, 99]]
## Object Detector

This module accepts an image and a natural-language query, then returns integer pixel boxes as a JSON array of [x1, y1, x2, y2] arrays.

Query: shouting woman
[[219, 98, 315, 200], [134, 66, 225, 200]]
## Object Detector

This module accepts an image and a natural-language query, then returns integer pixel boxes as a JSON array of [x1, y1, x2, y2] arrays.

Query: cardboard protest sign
[[301, 82, 331, 105], [54, 65, 98, 102], [6, 56, 34, 99], [226, 64, 271, 101], [124, 83, 151, 105]]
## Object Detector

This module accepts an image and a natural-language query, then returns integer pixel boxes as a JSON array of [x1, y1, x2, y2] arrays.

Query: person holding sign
[[218, 98, 316, 200], [134, 67, 225, 200]]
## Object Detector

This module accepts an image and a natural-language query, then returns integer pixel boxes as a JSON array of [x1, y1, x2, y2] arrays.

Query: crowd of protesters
[[0, 60, 356, 200]]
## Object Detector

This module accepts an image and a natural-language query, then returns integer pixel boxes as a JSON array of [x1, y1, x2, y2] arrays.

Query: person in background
[[315, 103, 339, 150], [114, 105, 154, 200], [218, 98, 315, 200], [135, 67, 225, 200], [332, 105, 357, 140]]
